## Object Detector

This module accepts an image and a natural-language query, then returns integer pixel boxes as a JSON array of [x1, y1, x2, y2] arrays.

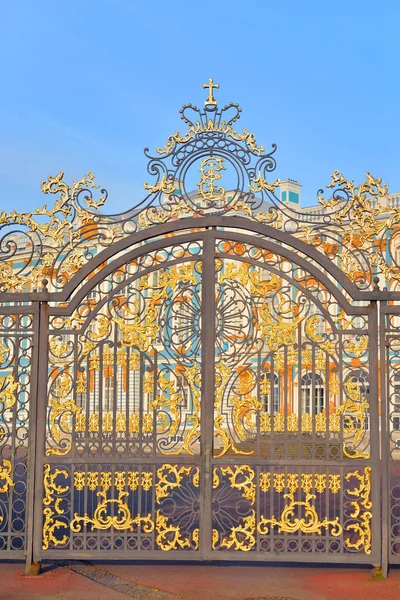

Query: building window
[[301, 373, 324, 414], [104, 375, 114, 411], [263, 373, 280, 413], [393, 374, 400, 405], [16, 235, 28, 249], [345, 369, 369, 399], [308, 305, 324, 337], [178, 374, 191, 410], [393, 416, 400, 431]]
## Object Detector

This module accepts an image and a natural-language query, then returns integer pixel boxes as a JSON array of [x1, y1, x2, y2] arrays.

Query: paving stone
[[69, 563, 186, 600]]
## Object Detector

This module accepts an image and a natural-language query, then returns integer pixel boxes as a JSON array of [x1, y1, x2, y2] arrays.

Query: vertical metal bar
[[311, 343, 316, 437], [270, 355, 274, 426], [86, 350, 91, 456], [30, 301, 49, 569], [72, 333, 78, 461], [152, 350, 157, 459], [125, 346, 130, 458], [369, 301, 382, 567], [298, 323, 302, 444], [8, 331, 20, 551], [379, 302, 389, 577], [338, 333, 344, 458], [326, 348, 330, 461], [201, 230, 216, 559], [25, 304, 40, 572], [139, 353, 144, 455], [283, 345, 288, 428], [256, 348, 261, 459], [112, 325, 117, 456]]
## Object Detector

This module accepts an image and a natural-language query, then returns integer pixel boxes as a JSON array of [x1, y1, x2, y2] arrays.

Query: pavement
[[0, 561, 399, 600]]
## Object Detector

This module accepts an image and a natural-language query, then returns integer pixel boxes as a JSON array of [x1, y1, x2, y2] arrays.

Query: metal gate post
[[25, 301, 49, 575], [369, 301, 383, 574], [379, 301, 389, 578], [200, 229, 216, 559]]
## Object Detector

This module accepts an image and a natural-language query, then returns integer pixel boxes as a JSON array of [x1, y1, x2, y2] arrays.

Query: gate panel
[[210, 240, 377, 561], [38, 240, 204, 558], [381, 307, 400, 564], [33, 230, 380, 563], [0, 310, 35, 556]]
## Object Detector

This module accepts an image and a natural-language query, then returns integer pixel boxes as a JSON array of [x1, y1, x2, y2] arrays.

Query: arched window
[[301, 373, 324, 414], [263, 373, 280, 413]]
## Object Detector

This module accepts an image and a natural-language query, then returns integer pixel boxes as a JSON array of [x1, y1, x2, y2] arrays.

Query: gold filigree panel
[[46, 262, 202, 458], [212, 465, 372, 555], [214, 256, 370, 460], [42, 463, 200, 553]]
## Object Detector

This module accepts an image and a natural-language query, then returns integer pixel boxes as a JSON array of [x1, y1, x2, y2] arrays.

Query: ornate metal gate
[[0, 81, 399, 573]]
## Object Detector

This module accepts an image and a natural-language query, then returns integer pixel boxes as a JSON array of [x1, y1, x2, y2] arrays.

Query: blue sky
[[0, 0, 399, 212]]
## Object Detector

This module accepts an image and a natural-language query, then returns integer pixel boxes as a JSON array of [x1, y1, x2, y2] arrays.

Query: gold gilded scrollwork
[[154, 464, 199, 551], [150, 373, 181, 438], [305, 315, 323, 342], [156, 119, 265, 158], [178, 364, 201, 455], [232, 394, 262, 441], [258, 302, 302, 351], [73, 470, 154, 493], [344, 336, 368, 358], [212, 528, 219, 550], [220, 511, 256, 552], [48, 264, 201, 457], [214, 363, 254, 457], [156, 131, 194, 156], [249, 172, 280, 194], [155, 464, 192, 503], [0, 374, 19, 409], [345, 467, 372, 554], [215, 466, 257, 551], [0, 171, 106, 292], [258, 470, 343, 536], [192, 528, 199, 550], [0, 460, 14, 506], [215, 467, 347, 551], [258, 493, 343, 536], [155, 510, 191, 551], [214, 363, 233, 457], [113, 305, 159, 353], [70, 490, 154, 533], [42, 464, 69, 550], [47, 373, 83, 457], [339, 377, 370, 459], [192, 466, 200, 488], [144, 173, 176, 195], [219, 262, 280, 296], [219, 465, 256, 505], [197, 157, 226, 203], [318, 171, 388, 227]]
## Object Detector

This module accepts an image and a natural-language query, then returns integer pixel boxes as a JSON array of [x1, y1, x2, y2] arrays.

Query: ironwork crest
[[0, 80, 399, 295]]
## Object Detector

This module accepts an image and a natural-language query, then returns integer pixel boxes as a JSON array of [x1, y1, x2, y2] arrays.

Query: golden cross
[[203, 78, 219, 106]]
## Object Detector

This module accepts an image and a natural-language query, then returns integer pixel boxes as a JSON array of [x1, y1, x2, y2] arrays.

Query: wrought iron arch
[[44, 225, 362, 317]]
